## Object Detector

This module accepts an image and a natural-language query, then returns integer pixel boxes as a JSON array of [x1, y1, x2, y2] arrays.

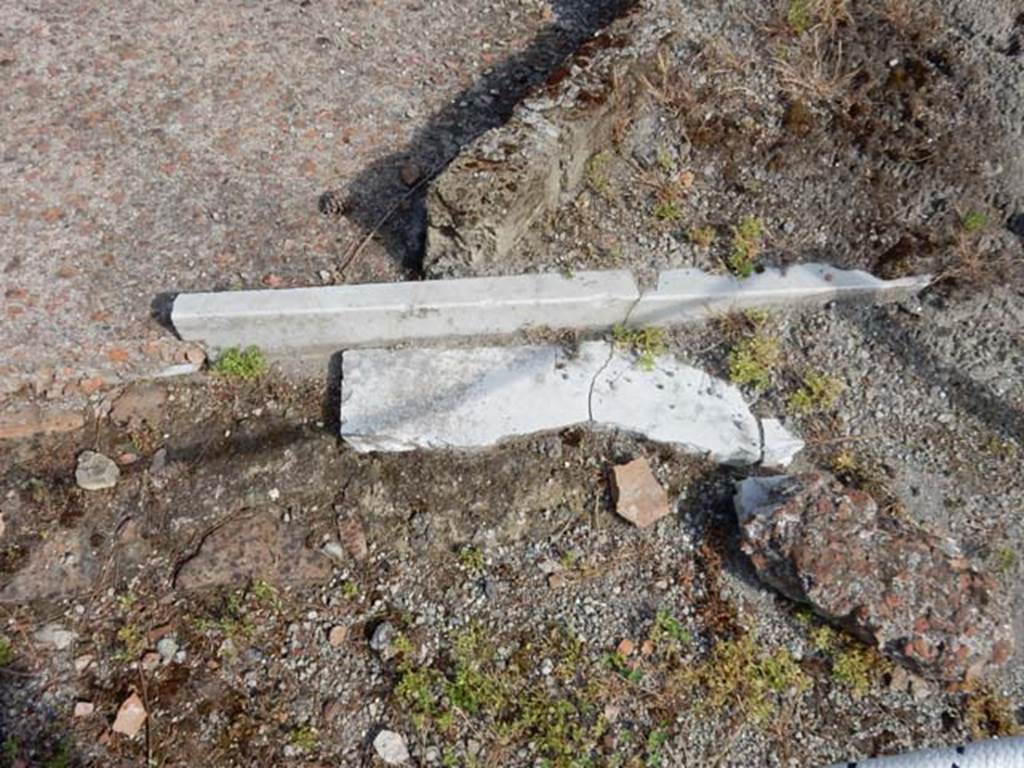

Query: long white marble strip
[[171, 271, 640, 355]]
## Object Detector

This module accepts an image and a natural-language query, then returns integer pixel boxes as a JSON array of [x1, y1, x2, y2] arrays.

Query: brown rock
[[616, 638, 635, 657], [327, 625, 348, 647], [610, 459, 670, 529], [174, 511, 332, 591], [112, 692, 147, 738], [735, 473, 1014, 681], [0, 407, 84, 441]]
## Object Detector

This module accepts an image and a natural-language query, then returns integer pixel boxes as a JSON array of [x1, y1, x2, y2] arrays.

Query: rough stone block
[[424, 9, 673, 277], [735, 473, 1014, 681], [171, 271, 639, 355], [629, 264, 933, 326]]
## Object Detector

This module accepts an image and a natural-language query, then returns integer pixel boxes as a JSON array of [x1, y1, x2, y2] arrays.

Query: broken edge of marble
[[340, 343, 804, 467], [759, 418, 805, 469], [627, 263, 932, 326], [169, 265, 930, 358]]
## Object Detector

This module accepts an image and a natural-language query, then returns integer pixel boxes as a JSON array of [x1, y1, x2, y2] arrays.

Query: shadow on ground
[[338, 0, 634, 275]]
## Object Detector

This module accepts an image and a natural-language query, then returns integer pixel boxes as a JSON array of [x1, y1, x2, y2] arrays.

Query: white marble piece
[[591, 351, 762, 466], [340, 343, 607, 452]]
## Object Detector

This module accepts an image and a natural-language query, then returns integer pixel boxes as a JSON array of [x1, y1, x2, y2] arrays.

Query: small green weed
[[653, 197, 683, 223], [212, 346, 266, 380], [728, 216, 764, 278], [606, 651, 645, 684], [115, 624, 147, 661], [809, 624, 884, 697], [193, 592, 256, 643], [788, 372, 844, 414], [2, 736, 18, 761], [655, 147, 675, 174], [644, 727, 670, 767], [457, 545, 485, 572], [688, 225, 716, 248], [341, 579, 359, 599], [650, 609, 691, 649], [613, 325, 667, 371], [984, 436, 1019, 459], [394, 624, 612, 766], [728, 334, 781, 390], [289, 725, 318, 751], [992, 545, 1018, 575], [0, 636, 13, 666], [960, 210, 989, 234], [43, 741, 73, 768], [586, 152, 612, 199], [250, 578, 281, 611], [676, 634, 809, 722], [787, 0, 813, 33], [831, 646, 874, 698]]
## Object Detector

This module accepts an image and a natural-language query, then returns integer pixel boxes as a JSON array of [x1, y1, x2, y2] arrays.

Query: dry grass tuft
[[773, 33, 856, 103]]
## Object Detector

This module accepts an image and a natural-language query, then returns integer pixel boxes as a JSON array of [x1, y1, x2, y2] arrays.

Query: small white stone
[[34, 623, 77, 651], [373, 730, 410, 765], [156, 637, 179, 662], [75, 451, 120, 491]]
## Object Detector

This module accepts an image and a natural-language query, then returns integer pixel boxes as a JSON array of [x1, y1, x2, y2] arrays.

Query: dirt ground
[[0, 0, 625, 402], [2, 284, 1023, 767], [1, 0, 1024, 767]]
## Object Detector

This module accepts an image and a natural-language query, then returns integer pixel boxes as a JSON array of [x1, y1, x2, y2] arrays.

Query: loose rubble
[[610, 458, 671, 528], [112, 693, 147, 738]]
